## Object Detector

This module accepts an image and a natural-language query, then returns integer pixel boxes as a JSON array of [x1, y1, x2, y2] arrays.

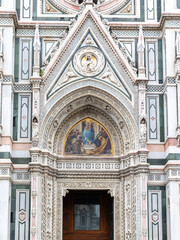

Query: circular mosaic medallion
[[73, 47, 105, 77]]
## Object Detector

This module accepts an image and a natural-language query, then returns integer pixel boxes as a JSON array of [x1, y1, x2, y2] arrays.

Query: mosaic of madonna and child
[[64, 119, 112, 155]]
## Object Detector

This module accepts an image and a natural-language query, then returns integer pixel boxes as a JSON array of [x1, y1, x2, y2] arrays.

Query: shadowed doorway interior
[[63, 190, 113, 240]]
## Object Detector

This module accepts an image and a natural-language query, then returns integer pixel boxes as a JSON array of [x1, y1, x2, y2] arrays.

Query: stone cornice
[[110, 13, 180, 31], [29, 161, 149, 179], [1, 11, 180, 31]]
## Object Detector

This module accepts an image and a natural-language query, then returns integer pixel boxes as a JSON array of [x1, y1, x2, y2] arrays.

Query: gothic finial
[[137, 25, 144, 52], [137, 25, 145, 77], [32, 24, 41, 76], [33, 24, 40, 51]]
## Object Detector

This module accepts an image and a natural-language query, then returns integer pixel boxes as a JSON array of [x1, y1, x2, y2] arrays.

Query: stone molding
[[29, 154, 149, 240], [38, 87, 139, 156]]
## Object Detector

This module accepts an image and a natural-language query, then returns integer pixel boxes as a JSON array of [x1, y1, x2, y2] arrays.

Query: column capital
[[136, 77, 148, 89], [30, 77, 42, 89]]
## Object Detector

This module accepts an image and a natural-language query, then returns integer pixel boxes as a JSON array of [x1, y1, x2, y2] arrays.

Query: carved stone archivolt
[[39, 87, 139, 155]]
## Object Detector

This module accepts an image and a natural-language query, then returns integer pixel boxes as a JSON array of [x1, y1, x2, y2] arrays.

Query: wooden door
[[63, 191, 113, 240]]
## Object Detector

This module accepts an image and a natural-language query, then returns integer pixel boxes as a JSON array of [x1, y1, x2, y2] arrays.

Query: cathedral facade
[[0, 0, 180, 239]]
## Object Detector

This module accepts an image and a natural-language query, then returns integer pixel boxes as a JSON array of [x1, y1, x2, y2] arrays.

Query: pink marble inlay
[[32, 216, 36, 226], [33, 198, 36, 208], [33, 177, 36, 190], [142, 177, 147, 240]]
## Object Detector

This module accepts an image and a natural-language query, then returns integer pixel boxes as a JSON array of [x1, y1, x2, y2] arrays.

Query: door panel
[[63, 191, 112, 240]]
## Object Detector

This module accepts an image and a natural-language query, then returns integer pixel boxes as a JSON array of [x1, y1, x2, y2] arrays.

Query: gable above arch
[[46, 30, 132, 101], [42, 6, 137, 104]]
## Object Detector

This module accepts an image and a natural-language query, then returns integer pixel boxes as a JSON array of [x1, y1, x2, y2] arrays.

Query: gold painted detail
[[45, 0, 59, 13], [118, 1, 133, 14], [63, 118, 113, 156]]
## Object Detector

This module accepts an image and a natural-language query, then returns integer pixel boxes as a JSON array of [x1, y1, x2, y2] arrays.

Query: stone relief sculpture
[[32, 116, 39, 138], [73, 46, 105, 76], [82, 53, 96, 72]]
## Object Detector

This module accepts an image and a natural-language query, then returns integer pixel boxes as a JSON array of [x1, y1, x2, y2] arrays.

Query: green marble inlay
[[13, 93, 18, 141], [0, 152, 11, 159], [159, 94, 164, 142], [177, 0, 180, 9], [10, 185, 30, 240], [166, 153, 180, 160], [157, 0, 162, 22], [148, 153, 180, 165], [11, 158, 31, 164], [147, 158, 165, 165], [158, 39, 163, 84], [14, 38, 19, 82], [16, 0, 20, 20], [148, 186, 167, 240]]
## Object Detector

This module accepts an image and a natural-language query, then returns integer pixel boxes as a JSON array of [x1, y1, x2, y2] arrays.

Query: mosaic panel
[[111, 30, 161, 38], [167, 78, 176, 84], [0, 18, 13, 25], [64, 118, 112, 156], [14, 84, 32, 92], [165, 20, 180, 27], [16, 29, 65, 37], [147, 85, 164, 92], [3, 76, 12, 82]]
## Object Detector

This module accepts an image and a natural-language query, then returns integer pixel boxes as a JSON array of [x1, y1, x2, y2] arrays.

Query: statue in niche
[[140, 118, 146, 140], [32, 116, 38, 138], [140, 117, 147, 148]]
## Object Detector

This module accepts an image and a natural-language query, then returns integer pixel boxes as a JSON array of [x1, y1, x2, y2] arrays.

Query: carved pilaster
[[141, 174, 148, 240], [30, 78, 42, 147], [30, 175, 38, 240], [0, 74, 2, 145], [0, 28, 4, 146], [136, 79, 148, 148], [176, 77, 180, 146], [175, 32, 180, 145], [121, 177, 125, 240], [52, 177, 57, 240]]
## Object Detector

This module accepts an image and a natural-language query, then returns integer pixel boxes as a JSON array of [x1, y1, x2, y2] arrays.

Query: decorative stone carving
[[18, 210, 26, 223], [73, 47, 105, 77], [102, 67, 121, 87]]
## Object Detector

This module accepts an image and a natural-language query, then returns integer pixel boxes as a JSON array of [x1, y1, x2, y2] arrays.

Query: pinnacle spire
[[33, 24, 40, 51]]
